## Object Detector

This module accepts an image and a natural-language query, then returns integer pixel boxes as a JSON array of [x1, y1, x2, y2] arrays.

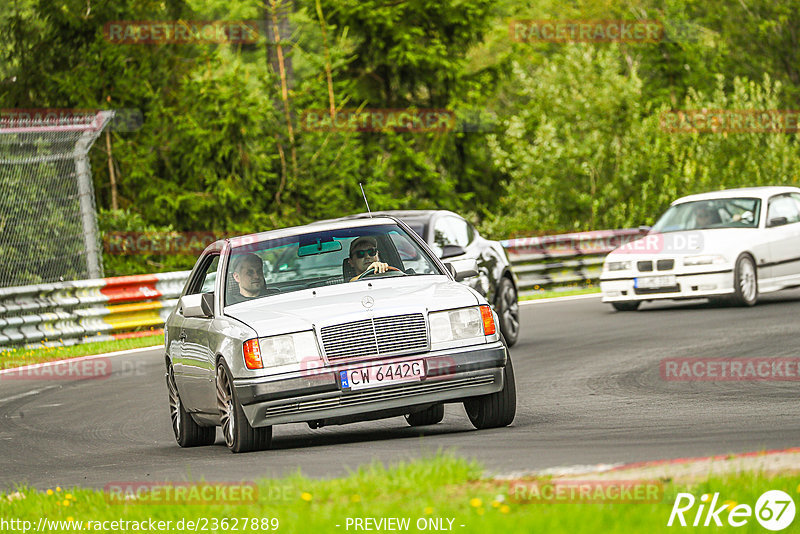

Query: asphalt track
[[2, 291, 799, 490]]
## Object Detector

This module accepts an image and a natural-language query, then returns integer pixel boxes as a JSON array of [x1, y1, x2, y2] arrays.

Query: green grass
[[1, 454, 797, 533], [0, 333, 163, 370], [521, 287, 601, 300]]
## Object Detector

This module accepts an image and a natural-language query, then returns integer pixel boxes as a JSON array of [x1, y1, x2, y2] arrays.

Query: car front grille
[[637, 261, 653, 272], [320, 313, 428, 362], [657, 259, 674, 271], [634, 285, 680, 295]]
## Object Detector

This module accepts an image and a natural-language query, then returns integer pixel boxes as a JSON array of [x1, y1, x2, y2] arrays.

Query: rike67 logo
[[668, 490, 796, 531]]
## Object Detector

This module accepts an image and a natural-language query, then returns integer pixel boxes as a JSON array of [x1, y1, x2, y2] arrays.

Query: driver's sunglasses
[[353, 247, 378, 259]]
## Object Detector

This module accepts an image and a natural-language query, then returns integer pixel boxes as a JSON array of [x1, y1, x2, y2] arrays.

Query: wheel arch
[[494, 268, 518, 305]]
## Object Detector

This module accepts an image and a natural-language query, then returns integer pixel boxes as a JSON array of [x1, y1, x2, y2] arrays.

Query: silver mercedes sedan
[[164, 216, 516, 452]]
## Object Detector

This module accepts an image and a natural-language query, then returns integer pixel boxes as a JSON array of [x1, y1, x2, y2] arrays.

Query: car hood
[[605, 229, 759, 261], [224, 275, 482, 337]]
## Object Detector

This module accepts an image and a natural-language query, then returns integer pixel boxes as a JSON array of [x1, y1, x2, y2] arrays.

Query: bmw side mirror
[[768, 216, 788, 227], [638, 225, 652, 234]]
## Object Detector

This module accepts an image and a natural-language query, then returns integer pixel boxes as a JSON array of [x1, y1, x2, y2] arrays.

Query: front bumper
[[234, 342, 507, 427], [600, 268, 734, 302]]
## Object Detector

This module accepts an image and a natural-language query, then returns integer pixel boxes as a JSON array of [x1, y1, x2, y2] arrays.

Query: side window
[[466, 222, 477, 244], [432, 217, 470, 254], [767, 195, 800, 225], [446, 217, 471, 247], [186, 254, 219, 295]]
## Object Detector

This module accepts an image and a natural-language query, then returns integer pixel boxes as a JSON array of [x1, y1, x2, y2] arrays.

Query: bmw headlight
[[430, 306, 495, 349], [606, 260, 632, 271], [244, 331, 320, 369], [682, 255, 726, 267]]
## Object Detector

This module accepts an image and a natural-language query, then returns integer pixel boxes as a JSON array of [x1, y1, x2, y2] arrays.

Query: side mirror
[[445, 259, 479, 282], [440, 244, 466, 259], [768, 216, 788, 227], [181, 292, 214, 318], [638, 225, 652, 234]]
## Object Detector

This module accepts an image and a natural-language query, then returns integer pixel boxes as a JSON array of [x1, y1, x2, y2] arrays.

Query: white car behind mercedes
[[601, 186, 800, 310]]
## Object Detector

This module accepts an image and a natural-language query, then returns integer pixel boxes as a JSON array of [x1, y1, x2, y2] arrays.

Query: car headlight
[[243, 331, 320, 369], [682, 255, 726, 267], [430, 306, 495, 348], [606, 260, 632, 271]]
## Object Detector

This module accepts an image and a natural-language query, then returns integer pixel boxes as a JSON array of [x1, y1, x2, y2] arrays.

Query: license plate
[[340, 360, 424, 391], [634, 275, 677, 289]]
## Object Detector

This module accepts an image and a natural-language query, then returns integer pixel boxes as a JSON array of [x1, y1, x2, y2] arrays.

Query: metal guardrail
[[0, 228, 645, 350], [0, 272, 189, 350], [501, 228, 645, 296]]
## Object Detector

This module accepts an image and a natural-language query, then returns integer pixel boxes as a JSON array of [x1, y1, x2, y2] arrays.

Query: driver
[[228, 252, 269, 304], [347, 236, 389, 281]]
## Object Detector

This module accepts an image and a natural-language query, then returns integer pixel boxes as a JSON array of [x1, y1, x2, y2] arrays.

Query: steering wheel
[[354, 265, 407, 281]]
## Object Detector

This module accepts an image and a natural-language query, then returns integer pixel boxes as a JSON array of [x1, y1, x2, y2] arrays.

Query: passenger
[[228, 253, 269, 304], [694, 206, 720, 228], [347, 236, 389, 281]]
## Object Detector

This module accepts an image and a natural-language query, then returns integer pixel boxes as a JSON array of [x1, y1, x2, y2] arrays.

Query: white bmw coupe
[[601, 186, 800, 310]]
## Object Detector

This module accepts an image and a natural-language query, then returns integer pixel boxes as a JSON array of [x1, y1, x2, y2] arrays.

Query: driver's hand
[[369, 261, 389, 274]]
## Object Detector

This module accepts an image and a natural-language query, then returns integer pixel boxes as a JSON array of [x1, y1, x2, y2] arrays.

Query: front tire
[[464, 343, 516, 429], [731, 254, 758, 306], [405, 404, 445, 427], [166, 363, 215, 447], [216, 362, 272, 453], [612, 301, 641, 311], [496, 278, 520, 347]]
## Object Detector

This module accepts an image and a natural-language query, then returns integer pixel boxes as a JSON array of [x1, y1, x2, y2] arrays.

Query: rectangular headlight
[[257, 331, 320, 368], [430, 307, 484, 345], [606, 261, 632, 271], [683, 255, 726, 266]]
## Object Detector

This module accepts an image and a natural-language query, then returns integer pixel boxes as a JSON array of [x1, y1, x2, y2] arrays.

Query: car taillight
[[480, 305, 496, 335], [243, 339, 263, 369]]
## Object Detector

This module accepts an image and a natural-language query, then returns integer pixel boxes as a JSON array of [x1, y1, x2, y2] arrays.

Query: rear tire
[[731, 254, 758, 306], [405, 404, 445, 427], [166, 363, 215, 447], [216, 362, 272, 453], [496, 278, 520, 347], [612, 301, 641, 311], [464, 340, 516, 429]]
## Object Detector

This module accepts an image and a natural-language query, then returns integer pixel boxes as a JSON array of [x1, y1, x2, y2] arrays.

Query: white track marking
[[520, 293, 602, 305]]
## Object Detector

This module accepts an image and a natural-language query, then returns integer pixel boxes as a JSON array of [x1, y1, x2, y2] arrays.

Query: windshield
[[651, 198, 761, 233], [224, 223, 442, 306]]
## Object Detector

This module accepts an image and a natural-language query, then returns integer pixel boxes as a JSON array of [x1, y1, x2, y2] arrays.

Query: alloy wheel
[[216, 366, 236, 448]]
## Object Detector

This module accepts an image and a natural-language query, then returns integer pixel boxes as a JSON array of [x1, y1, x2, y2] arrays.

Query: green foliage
[[483, 45, 800, 239], [98, 209, 197, 275]]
